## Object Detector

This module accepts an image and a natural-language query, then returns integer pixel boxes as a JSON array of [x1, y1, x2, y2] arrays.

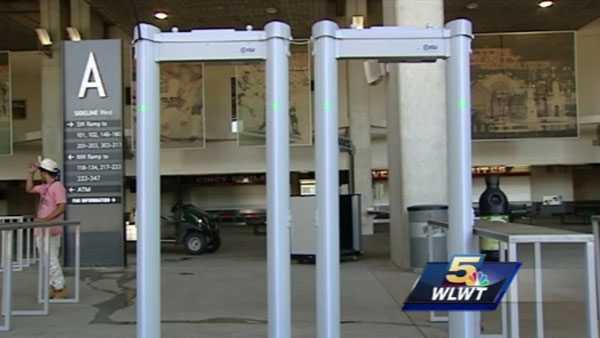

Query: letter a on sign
[[78, 52, 107, 98]]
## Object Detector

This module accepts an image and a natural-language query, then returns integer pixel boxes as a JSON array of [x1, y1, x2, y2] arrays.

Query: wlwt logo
[[403, 255, 520, 311]]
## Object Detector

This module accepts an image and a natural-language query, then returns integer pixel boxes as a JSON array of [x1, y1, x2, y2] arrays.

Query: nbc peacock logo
[[469, 271, 490, 287]]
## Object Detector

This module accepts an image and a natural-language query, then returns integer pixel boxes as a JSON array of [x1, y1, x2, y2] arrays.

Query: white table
[[427, 219, 598, 338]]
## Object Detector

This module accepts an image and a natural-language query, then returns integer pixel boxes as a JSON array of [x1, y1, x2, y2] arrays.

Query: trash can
[[408, 205, 448, 269]]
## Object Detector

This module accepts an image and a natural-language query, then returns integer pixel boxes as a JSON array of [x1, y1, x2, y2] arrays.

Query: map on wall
[[236, 47, 312, 146], [0, 52, 11, 155], [471, 32, 578, 140], [131, 62, 205, 149], [159, 62, 205, 148]]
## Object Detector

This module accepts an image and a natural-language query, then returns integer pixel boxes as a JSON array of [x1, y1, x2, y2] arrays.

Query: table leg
[[533, 242, 544, 338], [500, 242, 508, 338], [508, 242, 519, 338]]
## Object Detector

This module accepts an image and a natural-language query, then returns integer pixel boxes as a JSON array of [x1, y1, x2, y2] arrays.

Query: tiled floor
[[1, 225, 594, 337]]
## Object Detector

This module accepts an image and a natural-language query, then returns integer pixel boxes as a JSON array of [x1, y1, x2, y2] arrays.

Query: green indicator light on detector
[[458, 99, 468, 110], [138, 104, 147, 113]]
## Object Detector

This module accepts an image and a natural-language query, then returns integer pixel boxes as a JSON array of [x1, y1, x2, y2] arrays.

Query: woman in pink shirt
[[25, 158, 67, 299]]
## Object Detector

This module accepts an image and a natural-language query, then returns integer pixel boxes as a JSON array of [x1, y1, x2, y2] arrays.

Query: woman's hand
[[28, 163, 38, 174]]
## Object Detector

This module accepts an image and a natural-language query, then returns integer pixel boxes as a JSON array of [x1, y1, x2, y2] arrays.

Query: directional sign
[[63, 40, 124, 266], [66, 152, 120, 161], [67, 185, 122, 194], [68, 196, 122, 205]]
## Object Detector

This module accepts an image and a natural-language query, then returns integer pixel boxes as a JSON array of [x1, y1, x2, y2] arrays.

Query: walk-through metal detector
[[312, 19, 474, 338], [134, 22, 292, 338]]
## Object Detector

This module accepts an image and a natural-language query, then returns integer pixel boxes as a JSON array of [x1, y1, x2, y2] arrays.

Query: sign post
[[63, 40, 124, 266]]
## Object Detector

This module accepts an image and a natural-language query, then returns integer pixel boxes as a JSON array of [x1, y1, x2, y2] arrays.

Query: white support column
[[383, 0, 448, 268], [40, 0, 63, 164], [134, 24, 162, 338], [313, 20, 341, 338], [346, 0, 374, 235]]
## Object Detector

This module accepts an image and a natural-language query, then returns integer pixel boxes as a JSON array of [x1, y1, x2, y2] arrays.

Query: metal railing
[[426, 219, 599, 338], [591, 215, 600, 318], [0, 219, 80, 331], [0, 216, 37, 271]]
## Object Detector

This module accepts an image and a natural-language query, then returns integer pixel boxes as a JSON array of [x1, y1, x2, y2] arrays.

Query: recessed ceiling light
[[265, 7, 278, 14], [466, 2, 479, 10], [154, 10, 168, 20], [538, 0, 554, 8]]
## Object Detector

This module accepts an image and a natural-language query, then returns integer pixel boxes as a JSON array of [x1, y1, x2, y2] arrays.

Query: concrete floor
[[1, 225, 595, 338]]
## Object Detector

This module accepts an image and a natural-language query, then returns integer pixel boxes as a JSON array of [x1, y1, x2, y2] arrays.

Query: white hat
[[38, 158, 59, 173]]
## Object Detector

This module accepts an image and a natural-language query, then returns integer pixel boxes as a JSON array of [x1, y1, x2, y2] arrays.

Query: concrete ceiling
[[446, 0, 600, 33], [1, 0, 600, 51], [88, 0, 600, 35], [89, 0, 341, 38], [0, 0, 39, 51]]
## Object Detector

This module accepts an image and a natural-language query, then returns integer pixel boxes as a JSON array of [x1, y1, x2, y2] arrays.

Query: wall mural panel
[[0, 52, 11, 155], [472, 32, 578, 140], [159, 62, 205, 148], [236, 47, 311, 146], [131, 62, 206, 149]]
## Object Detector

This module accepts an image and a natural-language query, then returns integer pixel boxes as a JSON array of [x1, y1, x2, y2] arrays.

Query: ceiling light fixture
[[538, 0, 554, 8], [154, 10, 168, 20], [351, 15, 365, 29], [35, 28, 53, 57], [66, 27, 81, 41], [265, 7, 278, 14], [466, 2, 479, 10], [35, 28, 52, 46]]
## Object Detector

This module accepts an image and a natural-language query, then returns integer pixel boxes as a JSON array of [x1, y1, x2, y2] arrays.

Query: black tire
[[184, 232, 208, 255], [206, 235, 221, 253]]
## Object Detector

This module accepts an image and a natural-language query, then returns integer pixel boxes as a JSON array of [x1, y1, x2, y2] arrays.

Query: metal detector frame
[[311, 19, 474, 338], [134, 22, 292, 338]]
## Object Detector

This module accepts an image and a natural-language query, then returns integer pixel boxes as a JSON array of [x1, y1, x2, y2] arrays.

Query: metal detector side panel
[[335, 27, 450, 61], [156, 41, 267, 62], [154, 29, 268, 62]]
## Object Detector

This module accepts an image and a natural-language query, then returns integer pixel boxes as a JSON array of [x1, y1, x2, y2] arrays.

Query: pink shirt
[[33, 181, 66, 236]]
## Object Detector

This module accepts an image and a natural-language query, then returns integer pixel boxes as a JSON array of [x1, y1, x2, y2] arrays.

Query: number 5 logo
[[446, 255, 484, 286]]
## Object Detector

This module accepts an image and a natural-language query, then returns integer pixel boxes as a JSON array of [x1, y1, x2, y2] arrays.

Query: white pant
[[35, 235, 65, 290]]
